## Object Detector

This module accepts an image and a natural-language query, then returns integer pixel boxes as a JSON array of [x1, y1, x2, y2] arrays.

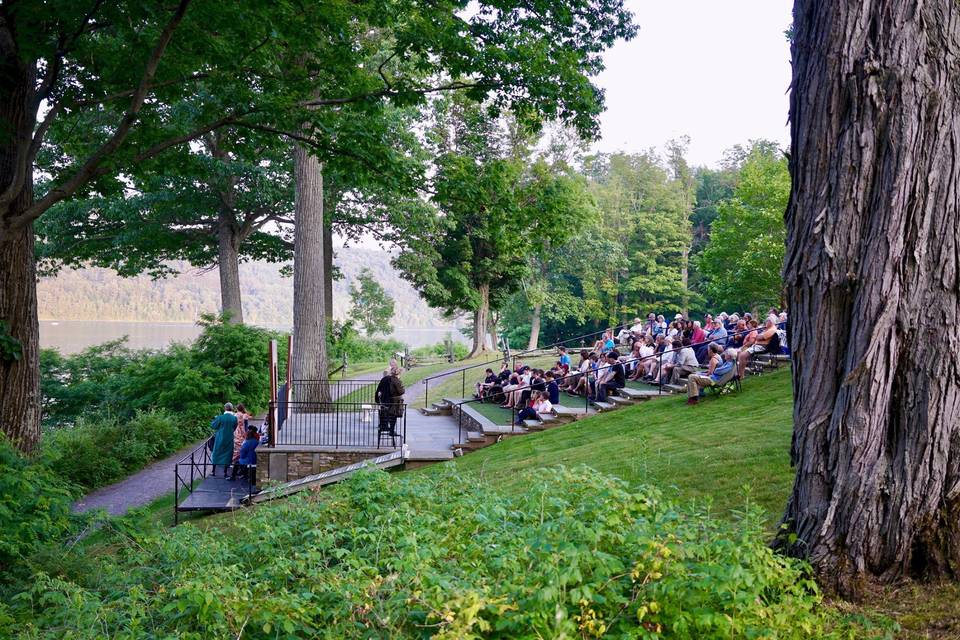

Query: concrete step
[[407, 449, 454, 462], [420, 407, 449, 416], [554, 404, 590, 417], [523, 419, 547, 430], [608, 395, 634, 406], [617, 388, 655, 400], [662, 384, 685, 393], [466, 431, 486, 442], [591, 400, 617, 411]]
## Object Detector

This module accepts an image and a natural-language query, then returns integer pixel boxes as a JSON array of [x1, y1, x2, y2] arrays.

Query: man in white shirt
[[669, 338, 700, 385]]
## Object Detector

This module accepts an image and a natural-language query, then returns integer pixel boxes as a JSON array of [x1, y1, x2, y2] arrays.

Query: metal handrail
[[268, 399, 407, 449], [421, 325, 638, 408], [446, 325, 775, 444]]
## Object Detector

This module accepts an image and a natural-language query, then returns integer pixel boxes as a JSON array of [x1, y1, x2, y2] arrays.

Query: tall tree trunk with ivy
[[780, 0, 960, 597], [0, 52, 40, 453], [291, 143, 330, 403]]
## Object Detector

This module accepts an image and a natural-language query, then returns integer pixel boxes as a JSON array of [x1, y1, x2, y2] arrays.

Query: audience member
[[686, 349, 736, 405], [669, 338, 699, 385]]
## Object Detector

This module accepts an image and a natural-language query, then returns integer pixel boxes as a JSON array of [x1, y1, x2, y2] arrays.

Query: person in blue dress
[[210, 403, 238, 477]]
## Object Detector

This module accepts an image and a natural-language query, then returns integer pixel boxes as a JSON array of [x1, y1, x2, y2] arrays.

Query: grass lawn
[[445, 367, 796, 522], [337, 356, 500, 404]]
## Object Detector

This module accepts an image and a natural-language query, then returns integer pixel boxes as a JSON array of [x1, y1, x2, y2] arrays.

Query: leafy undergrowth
[[6, 466, 855, 639]]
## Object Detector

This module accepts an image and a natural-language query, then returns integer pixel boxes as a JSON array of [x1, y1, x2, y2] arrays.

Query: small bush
[[42, 409, 194, 491], [8, 466, 840, 638], [0, 441, 75, 580]]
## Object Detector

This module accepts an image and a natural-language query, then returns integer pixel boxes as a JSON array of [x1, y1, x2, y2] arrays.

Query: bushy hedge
[[41, 409, 191, 491], [7, 466, 841, 639]]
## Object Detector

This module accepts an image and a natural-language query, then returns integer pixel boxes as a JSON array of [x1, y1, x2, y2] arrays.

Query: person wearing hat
[[210, 402, 239, 477]]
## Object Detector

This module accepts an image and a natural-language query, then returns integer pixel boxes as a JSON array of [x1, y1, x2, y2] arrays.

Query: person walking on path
[[210, 403, 238, 477]]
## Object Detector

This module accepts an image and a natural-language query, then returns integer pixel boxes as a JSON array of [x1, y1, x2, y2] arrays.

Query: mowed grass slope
[[445, 367, 796, 521]]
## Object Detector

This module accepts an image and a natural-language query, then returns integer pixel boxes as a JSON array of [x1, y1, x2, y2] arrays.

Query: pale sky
[[593, 0, 793, 167]]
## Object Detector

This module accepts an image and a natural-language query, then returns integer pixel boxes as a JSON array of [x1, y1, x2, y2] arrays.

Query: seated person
[[499, 374, 521, 408], [628, 337, 655, 380], [569, 352, 595, 395], [616, 326, 633, 346], [737, 318, 780, 377], [686, 349, 736, 405], [497, 363, 511, 383], [669, 338, 700, 385], [518, 391, 553, 422], [657, 340, 682, 385], [475, 368, 498, 399], [544, 371, 560, 405], [596, 352, 626, 401], [690, 321, 706, 346]]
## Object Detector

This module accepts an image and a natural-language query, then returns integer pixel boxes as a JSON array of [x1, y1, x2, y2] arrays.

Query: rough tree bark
[[323, 211, 334, 327], [527, 304, 542, 351], [781, 0, 960, 597], [0, 49, 40, 452], [216, 216, 244, 324], [468, 283, 491, 359], [291, 143, 330, 403]]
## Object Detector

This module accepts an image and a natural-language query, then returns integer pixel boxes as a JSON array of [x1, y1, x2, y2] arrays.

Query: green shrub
[[42, 409, 194, 491], [9, 466, 841, 638], [0, 441, 75, 579]]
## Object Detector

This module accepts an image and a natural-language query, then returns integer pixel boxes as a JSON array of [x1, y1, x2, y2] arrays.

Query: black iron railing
[[290, 379, 379, 404], [173, 441, 256, 525], [269, 400, 407, 449], [446, 326, 779, 444]]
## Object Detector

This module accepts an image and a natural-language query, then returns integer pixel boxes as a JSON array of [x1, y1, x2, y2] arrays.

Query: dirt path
[[72, 441, 204, 516], [70, 362, 477, 517]]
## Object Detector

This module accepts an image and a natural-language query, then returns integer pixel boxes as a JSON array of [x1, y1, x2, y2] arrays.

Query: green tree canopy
[[696, 145, 789, 313], [349, 268, 396, 336]]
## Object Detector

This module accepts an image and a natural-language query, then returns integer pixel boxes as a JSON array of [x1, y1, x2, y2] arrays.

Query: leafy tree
[[349, 268, 395, 336], [0, 0, 636, 451], [696, 147, 789, 313], [584, 152, 694, 320], [37, 130, 294, 324]]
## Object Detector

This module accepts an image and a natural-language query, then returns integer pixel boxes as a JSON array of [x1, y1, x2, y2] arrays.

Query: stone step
[[591, 400, 617, 411], [407, 449, 454, 462], [523, 419, 547, 430], [466, 431, 486, 442], [617, 388, 656, 400], [662, 384, 685, 393], [420, 407, 448, 416], [554, 404, 590, 416], [607, 395, 634, 406]]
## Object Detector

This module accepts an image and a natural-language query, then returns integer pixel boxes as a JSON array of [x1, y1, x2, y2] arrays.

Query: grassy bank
[[445, 367, 796, 520]]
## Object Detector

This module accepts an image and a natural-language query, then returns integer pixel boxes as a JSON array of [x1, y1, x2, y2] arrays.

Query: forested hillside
[[36, 247, 453, 328]]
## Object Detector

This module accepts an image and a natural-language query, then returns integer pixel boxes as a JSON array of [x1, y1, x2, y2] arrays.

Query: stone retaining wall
[[256, 447, 395, 484]]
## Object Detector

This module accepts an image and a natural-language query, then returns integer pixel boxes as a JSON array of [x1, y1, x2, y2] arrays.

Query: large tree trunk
[[468, 283, 491, 359], [323, 211, 334, 327], [0, 50, 40, 452], [780, 0, 960, 597], [216, 217, 244, 324], [0, 222, 40, 453], [291, 144, 330, 403], [527, 303, 542, 351]]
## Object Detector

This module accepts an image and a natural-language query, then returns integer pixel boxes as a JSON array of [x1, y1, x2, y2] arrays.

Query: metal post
[[458, 408, 463, 446], [424, 379, 429, 409], [461, 369, 466, 398], [174, 465, 179, 526], [190, 450, 195, 487], [658, 352, 663, 395]]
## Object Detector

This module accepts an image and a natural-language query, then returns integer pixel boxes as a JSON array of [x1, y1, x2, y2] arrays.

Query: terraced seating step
[[608, 395, 634, 405], [591, 400, 617, 411], [617, 388, 657, 400], [662, 384, 685, 393], [467, 431, 486, 442], [523, 420, 547, 430], [421, 407, 449, 416], [554, 404, 590, 416], [407, 449, 454, 461]]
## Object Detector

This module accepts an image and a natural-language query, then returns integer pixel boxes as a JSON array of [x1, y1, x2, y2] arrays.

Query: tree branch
[[6, 0, 193, 231], [302, 80, 497, 107]]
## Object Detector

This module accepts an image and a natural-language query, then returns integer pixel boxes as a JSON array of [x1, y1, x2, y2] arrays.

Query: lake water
[[39, 320, 467, 355]]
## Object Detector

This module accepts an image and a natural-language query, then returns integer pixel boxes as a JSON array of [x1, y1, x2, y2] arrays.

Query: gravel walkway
[[72, 441, 203, 516], [70, 364, 472, 517]]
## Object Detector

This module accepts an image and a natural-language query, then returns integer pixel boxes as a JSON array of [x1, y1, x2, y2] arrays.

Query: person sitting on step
[[687, 348, 736, 405], [596, 352, 626, 402], [669, 337, 700, 386], [544, 371, 560, 405], [475, 368, 498, 400], [656, 340, 682, 385], [737, 317, 780, 378]]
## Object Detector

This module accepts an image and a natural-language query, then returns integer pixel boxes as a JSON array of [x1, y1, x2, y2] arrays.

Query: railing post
[[424, 379, 429, 409], [461, 369, 466, 398], [174, 464, 179, 526], [458, 407, 463, 446], [658, 352, 663, 395], [190, 450, 195, 487]]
